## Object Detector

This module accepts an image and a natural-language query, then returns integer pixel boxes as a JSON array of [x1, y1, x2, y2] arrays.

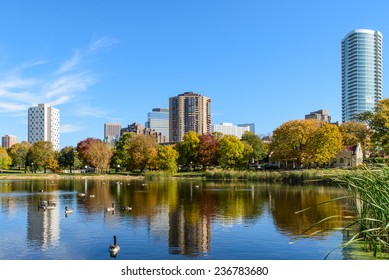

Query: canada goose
[[105, 203, 115, 212], [46, 202, 56, 210], [121, 205, 132, 211], [108, 235, 120, 254], [38, 199, 48, 209], [65, 206, 73, 214]]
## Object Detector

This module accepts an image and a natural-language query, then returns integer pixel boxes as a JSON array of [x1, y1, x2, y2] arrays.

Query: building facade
[[169, 92, 211, 142], [28, 104, 60, 151], [1, 135, 18, 148], [305, 109, 331, 123], [104, 123, 122, 144], [342, 29, 383, 122], [145, 108, 169, 142], [238, 123, 255, 134], [212, 123, 250, 139], [121, 122, 168, 144]]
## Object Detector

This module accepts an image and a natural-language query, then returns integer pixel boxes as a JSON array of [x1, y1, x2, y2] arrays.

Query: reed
[[332, 166, 389, 257], [203, 169, 343, 184]]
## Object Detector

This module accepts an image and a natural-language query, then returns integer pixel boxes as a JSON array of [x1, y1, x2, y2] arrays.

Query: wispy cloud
[[0, 36, 117, 116], [55, 50, 82, 75], [89, 36, 118, 52], [61, 124, 82, 134]]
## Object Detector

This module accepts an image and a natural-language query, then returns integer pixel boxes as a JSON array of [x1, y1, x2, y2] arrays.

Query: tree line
[[1, 98, 389, 173]]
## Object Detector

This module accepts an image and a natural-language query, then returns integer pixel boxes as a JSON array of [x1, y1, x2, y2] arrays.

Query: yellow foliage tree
[[270, 120, 320, 165], [302, 123, 343, 166]]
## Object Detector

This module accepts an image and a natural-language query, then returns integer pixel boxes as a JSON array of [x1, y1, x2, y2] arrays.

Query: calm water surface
[[0, 178, 354, 260]]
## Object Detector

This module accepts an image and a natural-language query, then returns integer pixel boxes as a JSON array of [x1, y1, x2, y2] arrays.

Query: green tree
[[157, 145, 179, 173], [218, 135, 245, 169], [111, 132, 136, 169], [27, 141, 55, 173], [126, 134, 158, 171], [359, 98, 389, 154], [241, 131, 267, 162], [0, 147, 12, 172], [58, 146, 81, 173], [175, 131, 200, 167], [302, 123, 343, 166], [8, 141, 30, 170]]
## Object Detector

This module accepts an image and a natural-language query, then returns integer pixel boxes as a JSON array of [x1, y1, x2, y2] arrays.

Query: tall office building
[[28, 104, 60, 151], [104, 123, 122, 144], [169, 92, 211, 142], [2, 135, 18, 148], [145, 108, 169, 142], [342, 29, 383, 122]]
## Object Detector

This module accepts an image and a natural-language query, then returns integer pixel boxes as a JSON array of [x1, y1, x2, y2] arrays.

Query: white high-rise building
[[342, 29, 383, 122], [212, 123, 250, 139], [28, 104, 60, 151]]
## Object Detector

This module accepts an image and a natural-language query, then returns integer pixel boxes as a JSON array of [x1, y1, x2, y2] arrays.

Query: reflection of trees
[[269, 185, 351, 237]]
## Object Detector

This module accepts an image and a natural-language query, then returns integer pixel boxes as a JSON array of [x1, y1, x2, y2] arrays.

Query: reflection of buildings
[[169, 207, 211, 257], [27, 198, 60, 248]]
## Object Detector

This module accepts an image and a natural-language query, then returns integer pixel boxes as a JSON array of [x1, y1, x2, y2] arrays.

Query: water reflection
[[0, 179, 351, 260]]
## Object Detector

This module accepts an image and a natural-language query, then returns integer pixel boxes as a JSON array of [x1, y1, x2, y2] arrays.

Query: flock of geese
[[36, 181, 147, 257]]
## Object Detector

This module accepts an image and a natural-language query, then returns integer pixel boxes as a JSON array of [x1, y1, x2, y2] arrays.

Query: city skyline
[[0, 0, 387, 148]]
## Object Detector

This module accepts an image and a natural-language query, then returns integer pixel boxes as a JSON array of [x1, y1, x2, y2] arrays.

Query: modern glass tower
[[342, 29, 383, 122]]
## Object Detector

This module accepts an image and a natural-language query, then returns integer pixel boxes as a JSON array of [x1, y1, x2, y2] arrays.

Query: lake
[[0, 178, 354, 260]]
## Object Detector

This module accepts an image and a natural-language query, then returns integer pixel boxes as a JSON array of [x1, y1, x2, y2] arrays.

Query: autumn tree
[[0, 147, 12, 172], [175, 131, 200, 167], [27, 141, 55, 173], [77, 138, 112, 173], [339, 121, 371, 156], [270, 120, 320, 166], [45, 153, 60, 173], [76, 137, 100, 166], [157, 145, 179, 173], [302, 123, 343, 166], [198, 133, 219, 170], [218, 135, 246, 169], [125, 134, 158, 171], [358, 98, 389, 154], [8, 141, 30, 170]]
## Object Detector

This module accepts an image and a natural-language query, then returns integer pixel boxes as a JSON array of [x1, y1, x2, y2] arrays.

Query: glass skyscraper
[[145, 108, 169, 141], [342, 29, 383, 122]]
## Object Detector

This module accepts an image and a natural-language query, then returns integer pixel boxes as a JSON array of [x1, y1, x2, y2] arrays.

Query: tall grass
[[332, 166, 389, 257], [204, 169, 346, 184]]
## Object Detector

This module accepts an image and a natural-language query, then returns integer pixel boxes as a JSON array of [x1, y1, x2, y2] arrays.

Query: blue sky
[[0, 0, 387, 148]]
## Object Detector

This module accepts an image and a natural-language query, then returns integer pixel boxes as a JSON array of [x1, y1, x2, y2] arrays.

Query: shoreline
[[0, 173, 145, 181]]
